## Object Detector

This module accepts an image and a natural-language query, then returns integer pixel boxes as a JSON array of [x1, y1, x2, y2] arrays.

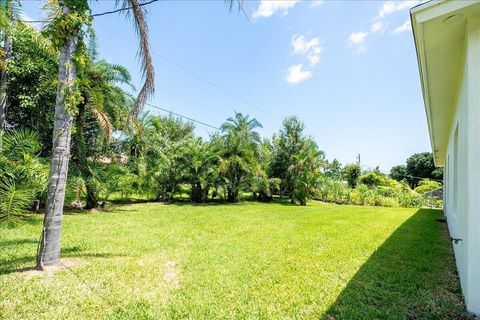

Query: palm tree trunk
[[0, 34, 12, 130], [75, 104, 98, 209], [36, 7, 78, 268]]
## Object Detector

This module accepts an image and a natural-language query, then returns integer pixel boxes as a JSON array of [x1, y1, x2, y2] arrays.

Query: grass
[[0, 201, 472, 319]]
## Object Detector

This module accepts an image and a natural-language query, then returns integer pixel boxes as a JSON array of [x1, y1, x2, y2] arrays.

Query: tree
[[182, 138, 218, 203], [0, 0, 20, 129], [344, 163, 361, 188], [359, 171, 388, 188], [218, 112, 262, 203], [390, 165, 408, 182], [142, 115, 194, 202], [37, 0, 155, 269], [289, 137, 324, 205], [270, 116, 307, 198], [2, 20, 58, 155], [405, 152, 443, 188], [324, 159, 342, 180], [74, 57, 134, 209]]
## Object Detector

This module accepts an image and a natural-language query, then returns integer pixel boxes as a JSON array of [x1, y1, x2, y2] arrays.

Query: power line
[[20, 4, 386, 162], [360, 164, 443, 183], [146, 102, 220, 130], [92, 0, 160, 17], [155, 54, 283, 122], [19, 0, 160, 23]]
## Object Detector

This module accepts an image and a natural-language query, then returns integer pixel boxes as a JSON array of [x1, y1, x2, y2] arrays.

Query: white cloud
[[392, 20, 411, 34], [285, 64, 312, 85], [291, 35, 323, 66], [378, 1, 420, 18], [371, 21, 385, 34], [348, 31, 368, 53], [311, 0, 325, 7], [253, 0, 299, 18]]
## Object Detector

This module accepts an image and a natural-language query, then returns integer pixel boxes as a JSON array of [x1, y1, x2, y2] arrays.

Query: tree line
[[0, 0, 442, 269]]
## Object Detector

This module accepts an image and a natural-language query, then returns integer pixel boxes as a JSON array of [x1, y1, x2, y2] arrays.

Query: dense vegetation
[[0, 10, 444, 228]]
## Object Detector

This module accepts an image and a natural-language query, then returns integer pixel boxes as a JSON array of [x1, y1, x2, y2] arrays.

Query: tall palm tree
[[37, 0, 245, 268], [37, 0, 154, 269], [75, 58, 134, 209], [219, 112, 262, 202]]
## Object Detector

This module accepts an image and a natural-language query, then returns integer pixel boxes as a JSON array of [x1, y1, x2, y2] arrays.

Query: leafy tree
[[3, 17, 57, 154], [0, 0, 20, 129], [390, 165, 408, 182], [406, 152, 443, 188], [270, 116, 307, 198], [324, 159, 342, 180], [359, 171, 388, 188], [218, 112, 262, 203], [344, 163, 361, 188]]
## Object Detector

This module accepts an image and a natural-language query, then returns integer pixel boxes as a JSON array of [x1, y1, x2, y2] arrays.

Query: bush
[[414, 179, 442, 194], [0, 129, 48, 224], [359, 172, 389, 188]]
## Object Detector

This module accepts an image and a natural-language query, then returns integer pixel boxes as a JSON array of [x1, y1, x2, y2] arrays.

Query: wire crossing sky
[[20, 0, 430, 171]]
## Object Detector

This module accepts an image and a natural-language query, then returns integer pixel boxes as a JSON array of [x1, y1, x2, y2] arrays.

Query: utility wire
[[360, 164, 443, 183], [19, 0, 160, 23], [146, 102, 220, 130], [20, 2, 419, 169]]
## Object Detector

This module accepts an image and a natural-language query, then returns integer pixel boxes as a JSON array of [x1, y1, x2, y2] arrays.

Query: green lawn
[[0, 202, 472, 319]]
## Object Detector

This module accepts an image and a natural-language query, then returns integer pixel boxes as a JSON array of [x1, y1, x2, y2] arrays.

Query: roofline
[[410, 1, 439, 165], [410, 0, 480, 166]]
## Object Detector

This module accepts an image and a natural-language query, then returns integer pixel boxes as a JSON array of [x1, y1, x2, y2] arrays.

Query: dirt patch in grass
[[164, 260, 180, 289], [21, 259, 80, 279]]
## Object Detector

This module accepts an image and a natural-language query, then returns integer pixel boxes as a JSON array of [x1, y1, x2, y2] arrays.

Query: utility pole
[[356, 153, 361, 167]]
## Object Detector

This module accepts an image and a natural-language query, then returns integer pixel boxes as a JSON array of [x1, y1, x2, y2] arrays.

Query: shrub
[[414, 179, 442, 194], [359, 172, 389, 188], [0, 129, 48, 224]]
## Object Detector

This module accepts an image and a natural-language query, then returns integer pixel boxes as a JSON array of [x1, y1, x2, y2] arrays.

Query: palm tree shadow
[[0, 245, 129, 276], [323, 209, 473, 319]]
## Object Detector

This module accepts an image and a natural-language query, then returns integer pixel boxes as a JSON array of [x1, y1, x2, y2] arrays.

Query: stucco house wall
[[411, 1, 480, 315], [440, 15, 480, 315]]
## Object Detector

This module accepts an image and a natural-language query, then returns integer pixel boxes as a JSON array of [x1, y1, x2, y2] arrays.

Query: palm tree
[[219, 112, 262, 202], [182, 138, 218, 202], [37, 0, 155, 269], [75, 57, 134, 209], [37, 0, 245, 268], [288, 138, 325, 205]]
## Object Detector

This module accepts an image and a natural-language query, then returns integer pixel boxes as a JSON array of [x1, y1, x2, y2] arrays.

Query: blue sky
[[22, 0, 430, 171]]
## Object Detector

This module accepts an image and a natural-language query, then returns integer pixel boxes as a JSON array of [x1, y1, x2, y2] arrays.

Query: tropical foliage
[[0, 6, 444, 229]]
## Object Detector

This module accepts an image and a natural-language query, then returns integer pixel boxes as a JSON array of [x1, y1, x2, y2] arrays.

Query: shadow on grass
[[323, 209, 472, 320], [0, 245, 130, 276]]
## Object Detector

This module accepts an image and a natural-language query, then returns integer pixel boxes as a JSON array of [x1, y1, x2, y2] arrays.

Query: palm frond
[[0, 177, 34, 226], [91, 108, 113, 141], [1, 128, 40, 160], [115, 0, 155, 120], [224, 0, 248, 18]]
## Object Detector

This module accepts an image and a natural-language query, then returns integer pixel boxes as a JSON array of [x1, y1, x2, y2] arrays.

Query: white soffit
[[411, 0, 480, 166]]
